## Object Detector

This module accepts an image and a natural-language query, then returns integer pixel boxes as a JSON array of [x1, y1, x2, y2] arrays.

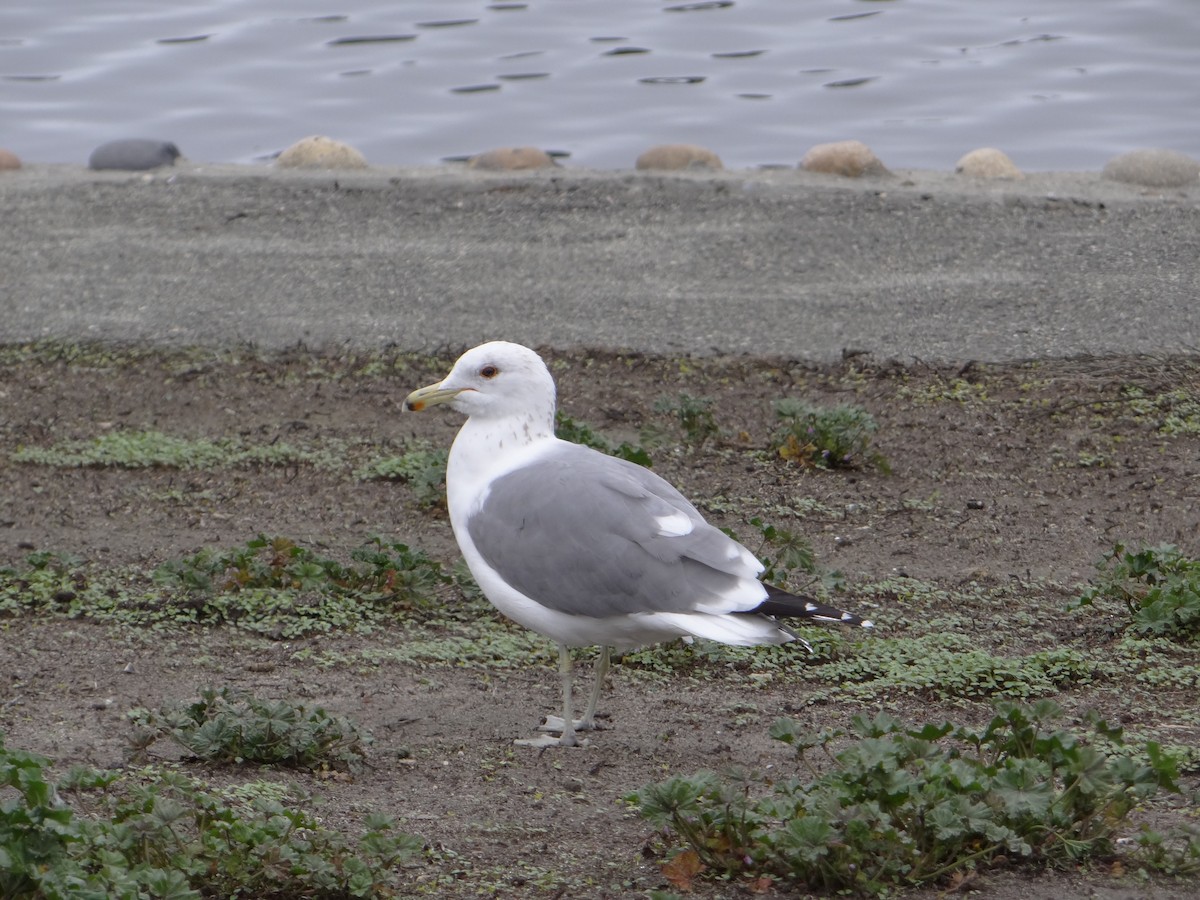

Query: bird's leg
[[538, 645, 610, 734], [578, 645, 610, 730], [517, 643, 581, 748]]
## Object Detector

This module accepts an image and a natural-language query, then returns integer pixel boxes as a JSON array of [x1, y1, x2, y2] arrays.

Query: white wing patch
[[652, 611, 792, 647], [654, 512, 694, 536]]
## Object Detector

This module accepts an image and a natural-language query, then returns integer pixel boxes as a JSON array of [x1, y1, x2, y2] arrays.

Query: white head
[[405, 341, 557, 429]]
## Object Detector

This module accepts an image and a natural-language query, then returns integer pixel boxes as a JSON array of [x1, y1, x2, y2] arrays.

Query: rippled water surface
[[3, 0, 1197, 170]]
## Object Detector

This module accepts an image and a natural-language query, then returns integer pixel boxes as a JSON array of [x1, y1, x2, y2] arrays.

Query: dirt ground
[[1, 344, 1198, 899]]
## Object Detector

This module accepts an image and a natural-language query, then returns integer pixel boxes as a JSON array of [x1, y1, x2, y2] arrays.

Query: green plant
[[1121, 385, 1200, 436], [129, 687, 371, 771], [0, 551, 85, 620], [652, 393, 719, 450], [357, 445, 449, 507], [1130, 822, 1200, 876], [816, 633, 1094, 700], [0, 733, 79, 898], [10, 429, 323, 470], [1, 536, 450, 638], [348, 535, 455, 600], [555, 412, 652, 466], [631, 702, 1179, 894], [746, 516, 819, 589], [0, 736, 420, 898], [154, 534, 448, 606], [772, 399, 889, 471], [717, 517, 844, 600], [900, 377, 990, 406], [1073, 542, 1200, 639]]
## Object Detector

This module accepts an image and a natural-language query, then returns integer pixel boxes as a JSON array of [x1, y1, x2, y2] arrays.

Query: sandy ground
[[2, 163, 1198, 362]]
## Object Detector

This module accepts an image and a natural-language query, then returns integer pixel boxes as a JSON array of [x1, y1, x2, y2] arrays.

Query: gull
[[406, 341, 872, 747]]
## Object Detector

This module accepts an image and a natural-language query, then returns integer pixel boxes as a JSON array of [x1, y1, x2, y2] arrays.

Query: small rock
[[0, 148, 21, 170], [467, 147, 558, 171], [635, 143, 723, 171], [800, 140, 889, 177], [955, 147, 1023, 179], [89, 139, 181, 171], [1102, 148, 1200, 188], [276, 135, 368, 170]]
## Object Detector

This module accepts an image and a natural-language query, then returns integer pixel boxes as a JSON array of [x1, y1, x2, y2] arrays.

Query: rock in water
[[1102, 149, 1200, 188], [89, 139, 181, 171], [276, 135, 368, 170], [635, 144, 724, 171], [955, 148, 1023, 180], [800, 140, 889, 177], [468, 147, 558, 171]]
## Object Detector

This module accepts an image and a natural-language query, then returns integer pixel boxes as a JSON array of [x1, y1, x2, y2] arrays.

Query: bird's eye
[[480, 365, 499, 379]]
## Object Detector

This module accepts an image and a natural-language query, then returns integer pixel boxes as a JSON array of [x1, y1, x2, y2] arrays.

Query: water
[[2, 0, 1197, 171]]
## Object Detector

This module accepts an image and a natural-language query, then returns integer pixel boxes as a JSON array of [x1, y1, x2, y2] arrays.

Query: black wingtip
[[756, 582, 872, 628]]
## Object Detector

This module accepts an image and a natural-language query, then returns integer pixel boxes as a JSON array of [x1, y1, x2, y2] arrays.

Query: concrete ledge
[[2, 163, 1198, 362], [3, 160, 1198, 204]]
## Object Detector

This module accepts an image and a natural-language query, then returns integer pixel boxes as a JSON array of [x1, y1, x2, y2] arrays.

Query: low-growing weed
[[10, 429, 326, 470], [630, 701, 1183, 894], [154, 534, 448, 607], [556, 412, 652, 466], [620, 628, 846, 683], [1073, 542, 1200, 640], [1, 536, 450, 637], [357, 444, 448, 507], [128, 687, 370, 771], [1131, 823, 1200, 876], [0, 734, 77, 899], [0, 551, 86, 620], [325, 625, 558, 673], [0, 734, 419, 898], [746, 516, 818, 589], [899, 377, 990, 406], [772, 398, 889, 472], [651, 393, 719, 450], [1121, 385, 1200, 436], [816, 632, 1093, 700], [348, 535, 455, 601], [719, 517, 843, 598]]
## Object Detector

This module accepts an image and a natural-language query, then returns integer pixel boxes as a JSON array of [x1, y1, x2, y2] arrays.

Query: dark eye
[[480, 365, 499, 379]]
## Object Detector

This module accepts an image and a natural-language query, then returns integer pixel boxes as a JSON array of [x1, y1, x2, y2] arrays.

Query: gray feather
[[467, 443, 760, 617]]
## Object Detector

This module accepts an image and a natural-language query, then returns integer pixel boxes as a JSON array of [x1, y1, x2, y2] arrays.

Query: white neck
[[445, 410, 557, 527]]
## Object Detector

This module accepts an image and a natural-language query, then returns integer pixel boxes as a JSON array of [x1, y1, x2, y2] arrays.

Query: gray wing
[[467, 443, 764, 617]]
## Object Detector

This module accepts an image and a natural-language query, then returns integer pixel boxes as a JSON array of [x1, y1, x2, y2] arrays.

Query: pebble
[[635, 143, 723, 171], [1101, 148, 1200, 188], [88, 139, 181, 171], [276, 135, 368, 169], [955, 147, 1023, 179], [0, 148, 21, 170], [799, 140, 889, 177], [467, 147, 558, 171]]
